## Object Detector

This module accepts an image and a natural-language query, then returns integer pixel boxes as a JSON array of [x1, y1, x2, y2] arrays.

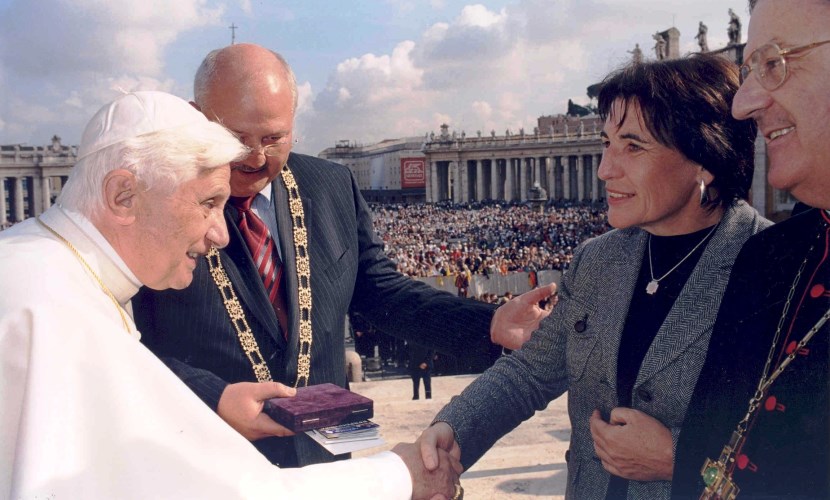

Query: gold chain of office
[[205, 163, 313, 387]]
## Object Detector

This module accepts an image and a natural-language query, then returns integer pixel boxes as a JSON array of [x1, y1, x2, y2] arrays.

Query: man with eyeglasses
[[672, 1, 830, 498], [132, 42, 554, 473]]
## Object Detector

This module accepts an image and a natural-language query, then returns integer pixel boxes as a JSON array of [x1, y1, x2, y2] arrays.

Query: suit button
[[637, 388, 652, 402], [565, 449, 571, 462]]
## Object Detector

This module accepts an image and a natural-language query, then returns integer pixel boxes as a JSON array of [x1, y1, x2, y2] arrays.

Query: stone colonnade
[[425, 153, 605, 204], [0, 173, 69, 228]]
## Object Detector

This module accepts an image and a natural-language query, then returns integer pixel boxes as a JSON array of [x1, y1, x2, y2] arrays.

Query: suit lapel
[[602, 230, 647, 393], [635, 205, 747, 386], [223, 207, 286, 348]]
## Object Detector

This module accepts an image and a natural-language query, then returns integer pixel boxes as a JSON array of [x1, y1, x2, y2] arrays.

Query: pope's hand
[[217, 381, 296, 441], [490, 283, 557, 350], [393, 441, 462, 500]]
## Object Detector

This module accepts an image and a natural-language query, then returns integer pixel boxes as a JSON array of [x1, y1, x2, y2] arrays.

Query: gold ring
[[451, 483, 464, 500]]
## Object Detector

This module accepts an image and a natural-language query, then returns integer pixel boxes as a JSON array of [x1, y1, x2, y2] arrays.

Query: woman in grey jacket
[[419, 54, 772, 500]]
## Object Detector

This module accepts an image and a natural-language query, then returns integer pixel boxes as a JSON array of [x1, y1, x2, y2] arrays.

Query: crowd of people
[[3, 2, 829, 498], [370, 201, 610, 277]]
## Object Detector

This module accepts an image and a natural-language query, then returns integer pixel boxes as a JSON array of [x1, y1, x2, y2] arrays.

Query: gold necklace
[[207, 163, 313, 387], [646, 223, 718, 295], [700, 237, 830, 499], [36, 217, 132, 334]]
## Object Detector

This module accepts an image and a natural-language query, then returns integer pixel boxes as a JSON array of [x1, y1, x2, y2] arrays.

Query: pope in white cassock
[[0, 91, 460, 499]]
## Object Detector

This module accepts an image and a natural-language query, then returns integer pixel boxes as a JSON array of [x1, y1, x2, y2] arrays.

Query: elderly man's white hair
[[58, 91, 248, 217]]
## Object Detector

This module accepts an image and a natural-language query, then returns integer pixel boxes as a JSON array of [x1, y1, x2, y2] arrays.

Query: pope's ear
[[102, 169, 139, 224]]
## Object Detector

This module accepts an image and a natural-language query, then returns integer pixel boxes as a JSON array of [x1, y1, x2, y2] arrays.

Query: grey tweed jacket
[[434, 201, 770, 499]]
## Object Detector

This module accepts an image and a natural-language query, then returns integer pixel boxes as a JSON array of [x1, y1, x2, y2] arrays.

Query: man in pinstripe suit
[[133, 43, 554, 469]]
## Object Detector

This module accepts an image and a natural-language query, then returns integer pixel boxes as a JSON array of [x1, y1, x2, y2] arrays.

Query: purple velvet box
[[263, 383, 374, 432]]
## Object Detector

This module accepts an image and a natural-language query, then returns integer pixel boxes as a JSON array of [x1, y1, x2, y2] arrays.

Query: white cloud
[[0, 0, 751, 153], [296, 81, 314, 115], [457, 4, 504, 28], [0, 0, 223, 78], [337, 87, 352, 104], [330, 41, 423, 106], [0, 0, 221, 145], [64, 92, 83, 109], [471, 101, 492, 120], [299, 2, 594, 154], [432, 112, 452, 127], [296, 38, 436, 152]]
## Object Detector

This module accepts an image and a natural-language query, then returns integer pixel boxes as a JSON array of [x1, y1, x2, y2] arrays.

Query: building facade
[[0, 136, 73, 229], [318, 138, 427, 203], [422, 119, 604, 205]]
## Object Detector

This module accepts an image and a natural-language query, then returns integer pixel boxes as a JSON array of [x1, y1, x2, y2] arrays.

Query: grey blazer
[[434, 201, 770, 499]]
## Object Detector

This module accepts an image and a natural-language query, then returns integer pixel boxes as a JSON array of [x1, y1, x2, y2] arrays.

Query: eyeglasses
[[246, 136, 299, 157], [740, 39, 830, 90]]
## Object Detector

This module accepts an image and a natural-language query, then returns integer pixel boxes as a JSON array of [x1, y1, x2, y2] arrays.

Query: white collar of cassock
[[42, 205, 142, 313]]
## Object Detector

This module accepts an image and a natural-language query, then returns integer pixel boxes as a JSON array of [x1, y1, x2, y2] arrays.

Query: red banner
[[400, 157, 425, 188]]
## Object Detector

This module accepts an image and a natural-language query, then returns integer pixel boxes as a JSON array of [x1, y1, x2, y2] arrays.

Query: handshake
[[392, 422, 464, 500]]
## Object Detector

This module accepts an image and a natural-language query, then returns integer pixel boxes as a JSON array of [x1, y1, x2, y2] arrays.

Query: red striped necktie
[[229, 195, 289, 337]]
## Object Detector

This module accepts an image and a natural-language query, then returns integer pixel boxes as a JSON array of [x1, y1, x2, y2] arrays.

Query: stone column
[[442, 162, 449, 202], [30, 176, 43, 218], [42, 176, 52, 211], [528, 158, 536, 200], [13, 177, 24, 222], [458, 160, 472, 203], [491, 160, 500, 200], [562, 157, 571, 200], [451, 161, 459, 203], [476, 160, 484, 201], [445, 162, 451, 202], [592, 155, 600, 201], [536, 157, 544, 189], [427, 162, 436, 202], [547, 157, 556, 199], [504, 159, 514, 202], [434, 162, 441, 202], [519, 158, 528, 202], [0, 177, 7, 227], [576, 155, 585, 201]]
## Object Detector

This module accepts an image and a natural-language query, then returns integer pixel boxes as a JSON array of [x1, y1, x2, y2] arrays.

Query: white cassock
[[0, 206, 411, 499]]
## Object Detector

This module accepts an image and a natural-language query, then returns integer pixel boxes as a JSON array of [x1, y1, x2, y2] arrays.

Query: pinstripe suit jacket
[[134, 153, 496, 466], [434, 201, 770, 499]]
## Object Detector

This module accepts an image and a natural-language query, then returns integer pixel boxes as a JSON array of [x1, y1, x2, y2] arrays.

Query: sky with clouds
[[0, 0, 749, 156]]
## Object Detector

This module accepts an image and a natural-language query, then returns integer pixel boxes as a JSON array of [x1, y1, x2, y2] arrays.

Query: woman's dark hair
[[597, 53, 757, 210]]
